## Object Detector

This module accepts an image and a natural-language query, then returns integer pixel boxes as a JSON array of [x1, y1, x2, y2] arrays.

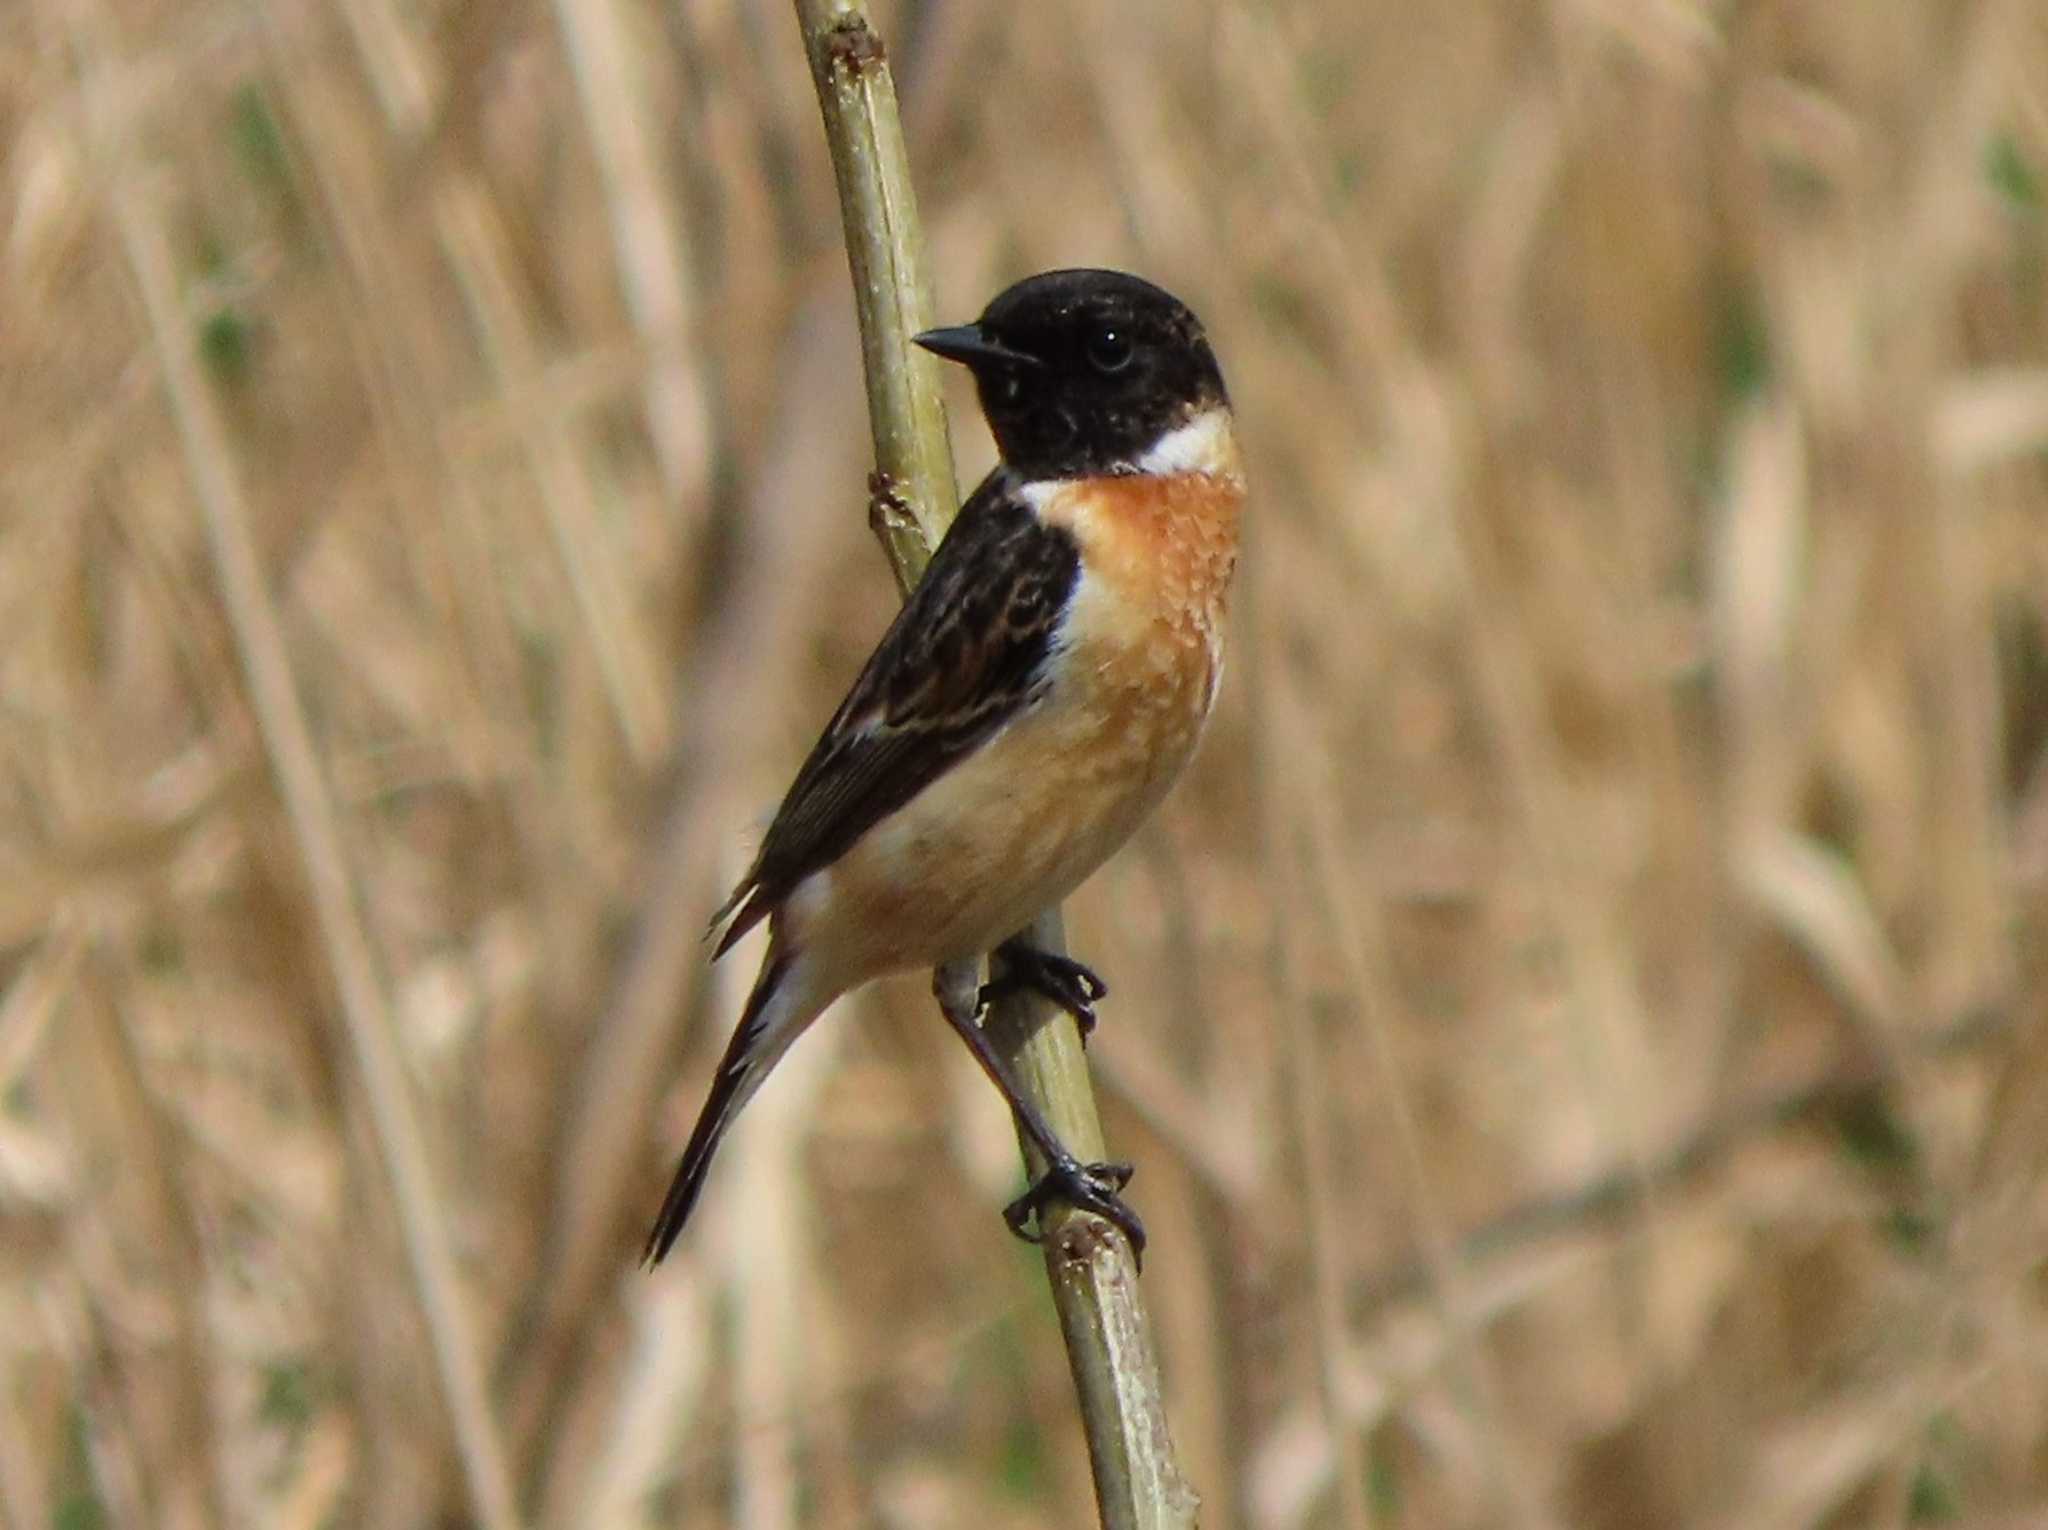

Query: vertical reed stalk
[[787, 4, 1197, 1523]]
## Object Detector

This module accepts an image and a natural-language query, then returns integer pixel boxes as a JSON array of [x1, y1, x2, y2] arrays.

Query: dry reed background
[[4, 0, 2048, 1525]]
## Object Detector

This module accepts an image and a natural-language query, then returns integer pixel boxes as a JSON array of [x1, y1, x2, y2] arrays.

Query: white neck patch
[[1132, 406, 1237, 477]]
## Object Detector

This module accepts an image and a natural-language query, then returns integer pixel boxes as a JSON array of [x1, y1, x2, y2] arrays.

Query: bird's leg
[[978, 938, 1109, 1041], [934, 959, 1145, 1264]]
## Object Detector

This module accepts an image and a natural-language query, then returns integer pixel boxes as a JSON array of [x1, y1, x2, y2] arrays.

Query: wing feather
[[712, 469, 1079, 955]]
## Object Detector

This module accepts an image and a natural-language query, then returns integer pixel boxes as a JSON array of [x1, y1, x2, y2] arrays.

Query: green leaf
[[1985, 133, 2041, 212]]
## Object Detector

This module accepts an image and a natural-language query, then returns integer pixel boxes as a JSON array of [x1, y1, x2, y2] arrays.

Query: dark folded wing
[[713, 468, 1080, 955]]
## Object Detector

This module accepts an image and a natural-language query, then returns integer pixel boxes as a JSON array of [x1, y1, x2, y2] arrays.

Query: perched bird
[[644, 269, 1244, 1266]]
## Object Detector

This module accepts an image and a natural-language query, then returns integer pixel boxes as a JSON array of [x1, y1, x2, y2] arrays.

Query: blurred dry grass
[[5, 0, 2048, 1525]]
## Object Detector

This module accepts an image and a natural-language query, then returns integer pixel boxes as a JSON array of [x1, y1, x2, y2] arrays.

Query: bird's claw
[[980, 944, 1109, 1040], [1003, 1155, 1145, 1267]]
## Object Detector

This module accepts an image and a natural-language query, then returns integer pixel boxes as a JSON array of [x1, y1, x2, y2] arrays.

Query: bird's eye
[[1086, 326, 1134, 375]]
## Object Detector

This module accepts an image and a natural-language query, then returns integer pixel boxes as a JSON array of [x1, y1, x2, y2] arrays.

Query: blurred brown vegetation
[[5, 0, 2048, 1525]]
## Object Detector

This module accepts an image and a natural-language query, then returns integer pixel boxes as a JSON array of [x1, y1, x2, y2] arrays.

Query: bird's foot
[[1003, 1155, 1145, 1267], [980, 941, 1109, 1040]]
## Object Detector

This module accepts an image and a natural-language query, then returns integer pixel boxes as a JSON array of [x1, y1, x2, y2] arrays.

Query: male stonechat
[[644, 269, 1243, 1266]]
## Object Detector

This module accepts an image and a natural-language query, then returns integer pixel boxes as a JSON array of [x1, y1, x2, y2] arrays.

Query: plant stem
[[788, 4, 1198, 1524], [793, 0, 957, 586]]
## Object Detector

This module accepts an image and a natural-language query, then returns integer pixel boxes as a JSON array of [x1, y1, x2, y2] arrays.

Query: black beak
[[913, 324, 1042, 370]]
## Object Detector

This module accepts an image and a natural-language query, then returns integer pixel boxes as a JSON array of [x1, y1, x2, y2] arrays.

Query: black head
[[915, 269, 1228, 479]]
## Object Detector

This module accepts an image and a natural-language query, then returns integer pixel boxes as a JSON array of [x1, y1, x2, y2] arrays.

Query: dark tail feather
[[642, 949, 794, 1266], [709, 883, 770, 960], [705, 875, 765, 957]]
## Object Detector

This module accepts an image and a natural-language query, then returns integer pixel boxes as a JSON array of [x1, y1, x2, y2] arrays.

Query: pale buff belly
[[788, 640, 1215, 984]]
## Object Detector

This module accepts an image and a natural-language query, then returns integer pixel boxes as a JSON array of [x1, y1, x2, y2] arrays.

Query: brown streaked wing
[[712, 469, 1080, 955]]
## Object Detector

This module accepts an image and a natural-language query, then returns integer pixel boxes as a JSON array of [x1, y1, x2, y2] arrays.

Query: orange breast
[[1044, 462, 1242, 623], [1024, 461, 1246, 855]]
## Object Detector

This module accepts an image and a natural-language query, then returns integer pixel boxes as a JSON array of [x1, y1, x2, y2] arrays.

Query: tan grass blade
[[85, 50, 522, 1530]]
